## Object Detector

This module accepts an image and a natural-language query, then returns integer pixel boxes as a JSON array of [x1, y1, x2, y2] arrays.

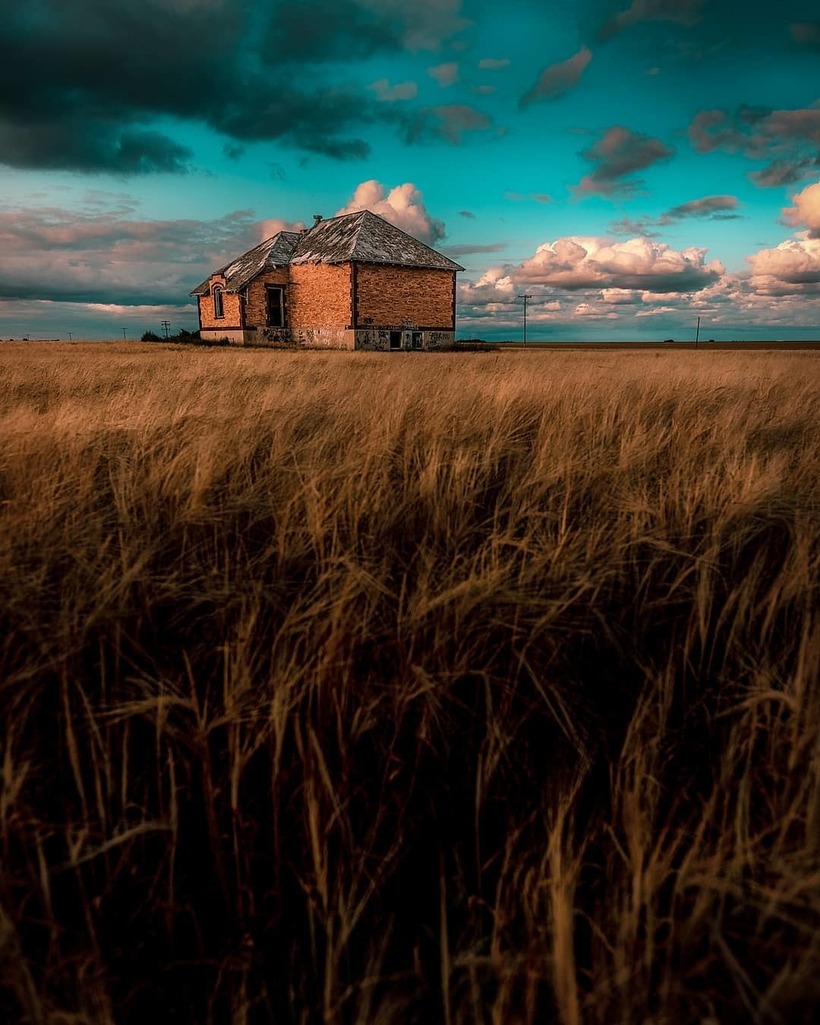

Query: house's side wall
[[197, 274, 243, 334], [289, 263, 353, 327], [354, 266, 455, 332]]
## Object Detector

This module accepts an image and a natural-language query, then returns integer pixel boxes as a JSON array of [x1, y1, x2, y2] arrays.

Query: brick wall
[[243, 268, 291, 329], [289, 263, 353, 329], [354, 265, 454, 329], [198, 274, 243, 330]]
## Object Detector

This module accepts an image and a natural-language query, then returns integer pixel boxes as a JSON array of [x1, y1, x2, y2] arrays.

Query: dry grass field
[[1, 342, 818, 1025]]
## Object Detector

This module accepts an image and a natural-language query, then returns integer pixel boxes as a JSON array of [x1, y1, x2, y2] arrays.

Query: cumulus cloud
[[782, 181, 820, 238], [369, 78, 418, 101], [428, 62, 460, 87], [478, 58, 510, 70], [597, 0, 704, 41], [458, 236, 723, 319], [335, 180, 445, 244], [520, 48, 592, 108], [514, 236, 723, 292], [747, 238, 820, 292], [575, 126, 674, 197]]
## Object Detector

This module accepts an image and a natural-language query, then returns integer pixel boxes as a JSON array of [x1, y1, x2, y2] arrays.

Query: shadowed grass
[[0, 344, 818, 1024]]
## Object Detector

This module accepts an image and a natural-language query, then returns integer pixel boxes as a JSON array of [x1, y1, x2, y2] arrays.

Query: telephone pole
[[518, 294, 533, 345], [695, 315, 701, 350], [161, 321, 171, 339]]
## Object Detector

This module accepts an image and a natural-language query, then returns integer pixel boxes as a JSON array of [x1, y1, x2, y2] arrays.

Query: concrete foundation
[[199, 327, 455, 350]]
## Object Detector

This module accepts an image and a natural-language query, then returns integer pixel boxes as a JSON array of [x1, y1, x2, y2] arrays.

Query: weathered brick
[[355, 266, 454, 329], [198, 274, 242, 331], [243, 268, 290, 329], [289, 263, 353, 329]]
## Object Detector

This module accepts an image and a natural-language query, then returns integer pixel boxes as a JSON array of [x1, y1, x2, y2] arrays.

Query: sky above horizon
[[1, 0, 819, 341]]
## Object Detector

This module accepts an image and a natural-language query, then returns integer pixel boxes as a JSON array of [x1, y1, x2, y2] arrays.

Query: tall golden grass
[[1, 342, 818, 1024]]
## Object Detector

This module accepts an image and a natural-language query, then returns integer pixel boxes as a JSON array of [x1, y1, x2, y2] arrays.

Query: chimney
[[313, 214, 323, 226]]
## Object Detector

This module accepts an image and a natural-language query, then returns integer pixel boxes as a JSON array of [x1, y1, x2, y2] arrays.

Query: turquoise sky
[[1, 0, 818, 341]]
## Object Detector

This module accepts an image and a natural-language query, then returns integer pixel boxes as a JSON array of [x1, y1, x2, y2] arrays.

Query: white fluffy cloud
[[747, 238, 820, 293], [513, 236, 723, 292], [782, 181, 820, 238], [335, 180, 445, 244]]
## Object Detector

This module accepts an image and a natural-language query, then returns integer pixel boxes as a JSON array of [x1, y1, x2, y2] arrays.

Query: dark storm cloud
[[0, 0, 465, 173], [575, 126, 673, 197]]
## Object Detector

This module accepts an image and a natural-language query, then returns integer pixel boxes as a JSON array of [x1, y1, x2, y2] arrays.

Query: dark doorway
[[266, 286, 284, 328], [389, 330, 402, 351], [412, 332, 423, 350]]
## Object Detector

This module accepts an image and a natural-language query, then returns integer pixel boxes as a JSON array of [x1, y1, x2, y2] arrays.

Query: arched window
[[212, 285, 224, 319]]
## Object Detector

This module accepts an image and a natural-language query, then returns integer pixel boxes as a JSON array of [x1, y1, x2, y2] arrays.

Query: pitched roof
[[290, 210, 464, 271], [190, 230, 302, 295], [191, 210, 463, 295]]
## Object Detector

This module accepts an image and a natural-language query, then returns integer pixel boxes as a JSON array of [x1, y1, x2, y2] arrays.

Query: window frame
[[266, 285, 285, 328], [212, 285, 225, 319]]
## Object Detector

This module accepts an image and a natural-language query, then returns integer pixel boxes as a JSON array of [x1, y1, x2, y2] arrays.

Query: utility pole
[[68, 331, 72, 341], [121, 327, 127, 340], [161, 320, 171, 339], [518, 294, 533, 345], [695, 315, 701, 350]]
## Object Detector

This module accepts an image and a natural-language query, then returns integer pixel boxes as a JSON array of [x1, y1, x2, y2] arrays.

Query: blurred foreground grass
[[0, 343, 818, 1024]]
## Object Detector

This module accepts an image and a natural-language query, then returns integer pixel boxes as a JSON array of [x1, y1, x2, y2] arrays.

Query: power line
[[517, 294, 533, 345]]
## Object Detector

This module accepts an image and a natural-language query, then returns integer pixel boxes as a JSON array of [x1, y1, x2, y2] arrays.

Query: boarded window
[[212, 286, 224, 319], [266, 286, 285, 328]]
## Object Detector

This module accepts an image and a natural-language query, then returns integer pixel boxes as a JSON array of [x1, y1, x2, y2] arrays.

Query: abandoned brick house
[[192, 210, 464, 350]]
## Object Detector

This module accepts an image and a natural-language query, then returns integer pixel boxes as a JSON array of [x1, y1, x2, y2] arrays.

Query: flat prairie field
[[1, 342, 819, 1024]]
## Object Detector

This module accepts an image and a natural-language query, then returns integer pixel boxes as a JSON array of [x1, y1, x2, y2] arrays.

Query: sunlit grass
[[1, 343, 819, 1024]]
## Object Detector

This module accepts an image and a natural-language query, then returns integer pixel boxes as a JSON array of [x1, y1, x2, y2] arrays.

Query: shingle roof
[[191, 210, 463, 296], [190, 230, 302, 295], [291, 210, 464, 271]]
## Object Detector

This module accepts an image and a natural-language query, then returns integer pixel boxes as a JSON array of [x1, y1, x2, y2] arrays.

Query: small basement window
[[212, 285, 224, 319], [266, 286, 285, 328]]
